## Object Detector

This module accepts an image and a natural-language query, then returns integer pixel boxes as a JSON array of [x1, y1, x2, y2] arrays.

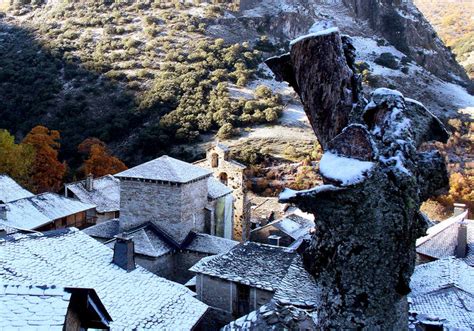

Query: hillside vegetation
[[0, 1, 282, 166], [415, 0, 474, 78]]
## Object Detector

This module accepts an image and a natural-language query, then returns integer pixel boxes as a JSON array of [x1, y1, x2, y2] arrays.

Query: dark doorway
[[236, 283, 250, 317]]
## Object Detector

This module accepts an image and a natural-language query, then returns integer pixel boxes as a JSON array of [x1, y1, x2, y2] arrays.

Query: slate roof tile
[[190, 242, 296, 291], [65, 175, 120, 213], [115, 156, 212, 183], [0, 228, 207, 330], [416, 211, 473, 266], [409, 258, 474, 330], [0, 175, 34, 203]]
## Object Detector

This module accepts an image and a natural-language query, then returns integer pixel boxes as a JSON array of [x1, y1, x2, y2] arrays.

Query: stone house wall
[[136, 251, 212, 284], [119, 178, 208, 240], [195, 273, 274, 328], [195, 145, 250, 241]]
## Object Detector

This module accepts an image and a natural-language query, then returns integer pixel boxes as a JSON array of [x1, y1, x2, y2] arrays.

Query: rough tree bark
[[266, 29, 449, 330]]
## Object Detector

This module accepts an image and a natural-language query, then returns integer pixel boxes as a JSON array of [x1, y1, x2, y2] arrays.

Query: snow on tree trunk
[[266, 29, 450, 330]]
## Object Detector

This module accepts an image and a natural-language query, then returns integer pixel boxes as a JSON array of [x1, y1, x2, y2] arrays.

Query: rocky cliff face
[[342, 0, 469, 85], [267, 29, 449, 329]]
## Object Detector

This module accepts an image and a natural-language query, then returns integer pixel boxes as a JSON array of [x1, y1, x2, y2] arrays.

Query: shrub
[[374, 52, 400, 70]]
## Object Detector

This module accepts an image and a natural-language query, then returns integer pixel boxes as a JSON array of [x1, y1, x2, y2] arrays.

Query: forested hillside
[[415, 0, 474, 78], [0, 2, 282, 166]]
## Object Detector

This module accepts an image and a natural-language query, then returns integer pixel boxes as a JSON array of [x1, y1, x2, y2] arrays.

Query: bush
[[374, 52, 400, 70], [216, 123, 234, 139]]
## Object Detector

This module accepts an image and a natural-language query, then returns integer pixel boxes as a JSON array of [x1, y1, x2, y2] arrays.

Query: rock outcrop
[[342, 0, 470, 85], [267, 29, 449, 329]]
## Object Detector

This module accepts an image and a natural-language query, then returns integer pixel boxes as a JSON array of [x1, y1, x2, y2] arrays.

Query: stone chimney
[[113, 235, 135, 272], [455, 220, 468, 259], [268, 234, 281, 246], [0, 204, 7, 220], [85, 174, 94, 191]]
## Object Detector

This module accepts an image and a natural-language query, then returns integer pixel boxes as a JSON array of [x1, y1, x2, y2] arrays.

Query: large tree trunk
[[266, 29, 449, 330]]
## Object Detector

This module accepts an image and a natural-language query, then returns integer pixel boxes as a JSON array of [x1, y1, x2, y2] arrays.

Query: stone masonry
[[195, 144, 250, 241], [118, 178, 209, 243]]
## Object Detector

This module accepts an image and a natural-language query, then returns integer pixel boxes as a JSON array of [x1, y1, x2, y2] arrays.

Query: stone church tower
[[195, 143, 250, 241]]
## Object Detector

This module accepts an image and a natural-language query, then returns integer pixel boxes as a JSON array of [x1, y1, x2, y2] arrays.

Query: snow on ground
[[428, 79, 474, 119]]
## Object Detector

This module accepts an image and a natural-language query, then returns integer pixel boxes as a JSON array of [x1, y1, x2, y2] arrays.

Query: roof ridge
[[1, 228, 76, 243], [416, 211, 468, 247]]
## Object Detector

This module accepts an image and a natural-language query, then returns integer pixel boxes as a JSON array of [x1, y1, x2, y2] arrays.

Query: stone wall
[[119, 178, 208, 241], [195, 144, 250, 241], [195, 274, 275, 328]]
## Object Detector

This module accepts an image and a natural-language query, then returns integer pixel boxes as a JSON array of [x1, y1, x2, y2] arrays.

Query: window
[[211, 153, 219, 168], [219, 172, 228, 186]]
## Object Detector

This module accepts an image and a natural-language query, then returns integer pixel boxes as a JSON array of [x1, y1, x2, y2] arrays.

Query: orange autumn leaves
[[0, 126, 127, 193], [78, 138, 127, 177], [23, 126, 66, 193]]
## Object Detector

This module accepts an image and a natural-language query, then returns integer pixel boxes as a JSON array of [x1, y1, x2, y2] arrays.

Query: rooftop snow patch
[[65, 175, 120, 213], [0, 175, 34, 203], [319, 152, 374, 186], [115, 155, 212, 184], [2, 193, 96, 230], [0, 229, 208, 329], [290, 27, 339, 46]]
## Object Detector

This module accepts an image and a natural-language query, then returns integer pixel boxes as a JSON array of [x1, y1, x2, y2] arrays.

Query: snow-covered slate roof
[[207, 177, 232, 200], [262, 213, 315, 240], [82, 219, 120, 239], [0, 284, 72, 329], [2, 193, 96, 230], [84, 220, 237, 258], [65, 175, 120, 213], [186, 233, 238, 255], [223, 257, 319, 331], [0, 228, 208, 330], [115, 155, 212, 184], [190, 242, 296, 291], [0, 174, 34, 203], [416, 211, 473, 266], [409, 258, 474, 330]]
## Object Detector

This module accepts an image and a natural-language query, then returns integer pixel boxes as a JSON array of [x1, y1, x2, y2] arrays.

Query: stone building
[[65, 174, 120, 223], [195, 143, 250, 241], [189, 241, 308, 328], [0, 192, 96, 231], [115, 155, 234, 241], [0, 228, 208, 330], [84, 155, 238, 284], [250, 213, 315, 247]]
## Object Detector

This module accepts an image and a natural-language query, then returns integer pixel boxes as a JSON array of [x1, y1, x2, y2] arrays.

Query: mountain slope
[[0, 0, 471, 169]]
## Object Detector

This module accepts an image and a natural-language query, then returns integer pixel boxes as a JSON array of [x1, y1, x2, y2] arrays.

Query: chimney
[[85, 174, 94, 191], [268, 235, 281, 246], [453, 203, 467, 216], [455, 220, 468, 259], [0, 204, 7, 220], [113, 235, 135, 272]]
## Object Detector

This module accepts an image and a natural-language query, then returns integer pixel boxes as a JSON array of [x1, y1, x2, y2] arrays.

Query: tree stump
[[266, 29, 449, 330]]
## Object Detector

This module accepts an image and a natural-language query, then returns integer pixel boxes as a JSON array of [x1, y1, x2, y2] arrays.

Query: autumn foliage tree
[[23, 126, 66, 193], [78, 138, 127, 177], [0, 129, 35, 189]]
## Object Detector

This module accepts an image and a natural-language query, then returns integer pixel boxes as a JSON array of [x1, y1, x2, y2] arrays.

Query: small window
[[211, 153, 219, 168], [219, 172, 228, 186]]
